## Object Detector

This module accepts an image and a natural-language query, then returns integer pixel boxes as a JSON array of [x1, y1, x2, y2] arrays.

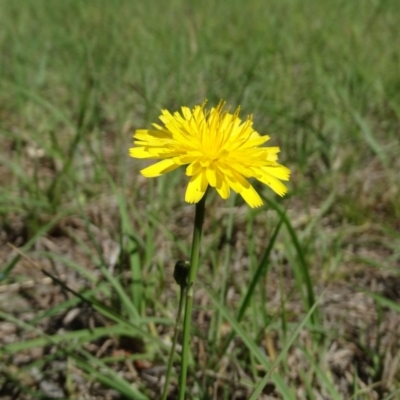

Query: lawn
[[0, 0, 399, 399]]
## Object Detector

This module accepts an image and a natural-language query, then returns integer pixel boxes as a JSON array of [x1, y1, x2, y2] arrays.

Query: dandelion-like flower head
[[129, 101, 290, 207]]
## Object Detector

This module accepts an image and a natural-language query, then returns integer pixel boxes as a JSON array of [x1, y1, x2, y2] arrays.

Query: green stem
[[178, 194, 207, 400]]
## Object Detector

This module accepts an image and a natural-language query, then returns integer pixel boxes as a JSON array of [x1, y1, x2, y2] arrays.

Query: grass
[[0, 0, 399, 398]]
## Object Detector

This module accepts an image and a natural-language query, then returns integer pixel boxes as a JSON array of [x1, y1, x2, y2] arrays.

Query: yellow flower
[[129, 101, 290, 208]]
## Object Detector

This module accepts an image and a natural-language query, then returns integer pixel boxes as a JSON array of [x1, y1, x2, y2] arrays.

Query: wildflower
[[129, 101, 290, 207]]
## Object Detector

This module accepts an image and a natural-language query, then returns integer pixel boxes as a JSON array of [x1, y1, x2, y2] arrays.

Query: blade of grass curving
[[221, 213, 284, 355], [238, 213, 285, 322], [302, 348, 342, 400], [298, 367, 317, 400], [273, 379, 297, 400], [204, 284, 298, 398], [278, 259, 289, 341], [282, 233, 309, 309], [262, 195, 319, 328], [248, 295, 321, 400]]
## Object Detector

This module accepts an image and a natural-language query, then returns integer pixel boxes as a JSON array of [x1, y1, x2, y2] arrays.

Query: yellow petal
[[174, 154, 197, 165], [239, 184, 263, 208], [181, 106, 192, 120], [185, 171, 208, 203], [256, 171, 288, 196], [261, 165, 290, 181], [227, 162, 254, 178], [141, 159, 180, 177], [225, 171, 263, 208], [262, 147, 281, 162], [186, 161, 202, 176], [134, 129, 171, 141], [218, 164, 235, 178], [240, 135, 270, 149], [131, 101, 290, 204], [215, 172, 230, 199], [206, 164, 217, 187], [159, 109, 174, 123], [129, 147, 153, 159]]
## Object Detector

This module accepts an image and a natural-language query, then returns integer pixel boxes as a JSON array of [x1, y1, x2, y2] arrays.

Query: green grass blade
[[249, 295, 321, 400], [263, 195, 319, 328], [221, 213, 285, 354], [205, 284, 299, 398]]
